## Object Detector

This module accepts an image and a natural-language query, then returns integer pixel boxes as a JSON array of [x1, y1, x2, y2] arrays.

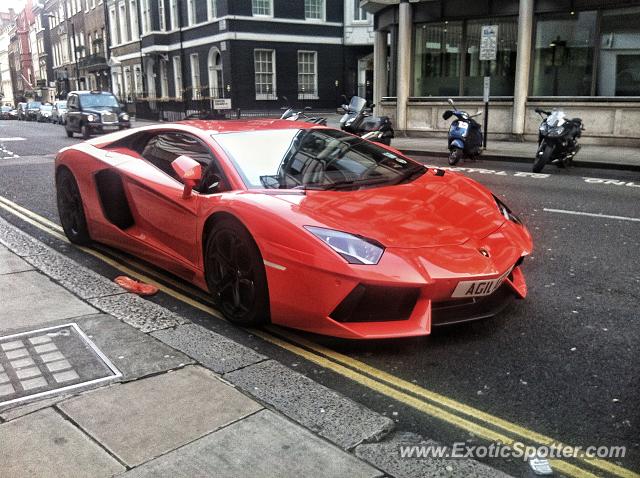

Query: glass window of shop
[[597, 7, 640, 97], [531, 11, 597, 96], [413, 21, 462, 97]]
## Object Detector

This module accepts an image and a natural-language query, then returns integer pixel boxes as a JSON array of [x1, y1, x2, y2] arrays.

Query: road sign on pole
[[483, 76, 490, 149], [479, 25, 499, 61]]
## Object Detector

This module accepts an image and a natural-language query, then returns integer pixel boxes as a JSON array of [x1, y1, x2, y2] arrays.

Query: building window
[[298, 51, 318, 99], [207, 0, 217, 21], [170, 0, 178, 29], [118, 2, 129, 43], [413, 22, 462, 97], [597, 7, 640, 96], [353, 0, 367, 22], [129, 0, 139, 39], [134, 65, 143, 95], [141, 0, 152, 34], [190, 53, 201, 99], [254, 49, 276, 100], [172, 55, 182, 98], [160, 60, 169, 97], [532, 11, 597, 97], [158, 0, 165, 31], [187, 0, 196, 25], [208, 47, 223, 98], [252, 0, 272, 17], [304, 0, 324, 21], [464, 18, 517, 96]]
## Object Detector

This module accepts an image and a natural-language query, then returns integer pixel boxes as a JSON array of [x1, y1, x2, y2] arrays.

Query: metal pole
[[71, 23, 79, 89]]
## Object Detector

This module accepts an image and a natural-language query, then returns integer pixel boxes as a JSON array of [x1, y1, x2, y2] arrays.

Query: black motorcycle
[[339, 96, 394, 145], [533, 109, 583, 173], [442, 99, 483, 166], [280, 96, 327, 125]]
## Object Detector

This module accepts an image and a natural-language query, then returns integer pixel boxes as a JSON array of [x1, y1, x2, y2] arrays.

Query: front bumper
[[264, 221, 532, 339], [88, 121, 130, 133]]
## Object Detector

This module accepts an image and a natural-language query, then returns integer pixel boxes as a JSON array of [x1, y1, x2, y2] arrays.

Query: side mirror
[[171, 155, 202, 199], [442, 110, 453, 120], [369, 103, 376, 109], [447, 98, 455, 107]]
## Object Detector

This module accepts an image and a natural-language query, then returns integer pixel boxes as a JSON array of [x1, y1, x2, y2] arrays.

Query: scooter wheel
[[448, 148, 463, 166]]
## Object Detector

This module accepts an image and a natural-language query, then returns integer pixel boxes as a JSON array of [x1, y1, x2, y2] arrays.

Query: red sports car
[[55, 120, 532, 339]]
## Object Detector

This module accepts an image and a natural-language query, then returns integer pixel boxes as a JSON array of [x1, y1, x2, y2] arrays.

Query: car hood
[[275, 172, 506, 248], [83, 107, 121, 115]]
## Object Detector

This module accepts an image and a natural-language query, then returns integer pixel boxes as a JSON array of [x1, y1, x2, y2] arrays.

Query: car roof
[[179, 118, 323, 134], [69, 90, 115, 96]]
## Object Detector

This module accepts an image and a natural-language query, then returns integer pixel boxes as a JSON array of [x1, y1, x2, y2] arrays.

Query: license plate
[[457, 121, 468, 130], [451, 269, 511, 298], [102, 125, 118, 131]]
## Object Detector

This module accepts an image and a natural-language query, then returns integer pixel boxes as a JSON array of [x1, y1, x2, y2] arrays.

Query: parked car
[[65, 91, 130, 139], [55, 120, 532, 338], [37, 104, 54, 122], [25, 101, 42, 121], [0, 105, 13, 119], [52, 100, 68, 124], [17, 102, 27, 120]]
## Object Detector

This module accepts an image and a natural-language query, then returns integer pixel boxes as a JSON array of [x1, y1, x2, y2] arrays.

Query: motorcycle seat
[[571, 118, 582, 124]]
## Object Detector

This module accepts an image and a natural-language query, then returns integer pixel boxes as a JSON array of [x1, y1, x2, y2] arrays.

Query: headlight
[[493, 196, 522, 225], [121, 113, 129, 121], [547, 126, 564, 137], [304, 226, 384, 265], [86, 114, 96, 122]]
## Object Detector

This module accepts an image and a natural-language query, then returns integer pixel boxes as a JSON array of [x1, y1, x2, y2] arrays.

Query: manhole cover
[[0, 323, 121, 408]]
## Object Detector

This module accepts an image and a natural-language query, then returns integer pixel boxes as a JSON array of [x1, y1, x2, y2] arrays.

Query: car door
[[116, 131, 222, 276], [66, 95, 80, 131]]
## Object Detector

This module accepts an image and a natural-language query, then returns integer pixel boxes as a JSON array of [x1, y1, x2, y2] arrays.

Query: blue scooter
[[442, 99, 484, 166]]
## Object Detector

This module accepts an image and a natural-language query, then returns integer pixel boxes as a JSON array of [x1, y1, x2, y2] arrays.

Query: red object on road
[[55, 119, 532, 338], [114, 276, 159, 296]]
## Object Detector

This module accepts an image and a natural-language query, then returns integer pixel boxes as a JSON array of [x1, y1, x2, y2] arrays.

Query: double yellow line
[[0, 194, 636, 478]]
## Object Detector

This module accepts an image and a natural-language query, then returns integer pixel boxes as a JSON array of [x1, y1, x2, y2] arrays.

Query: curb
[[0, 214, 514, 478], [398, 149, 640, 173]]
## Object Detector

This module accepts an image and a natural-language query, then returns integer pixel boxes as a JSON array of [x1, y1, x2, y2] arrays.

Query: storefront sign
[[479, 25, 498, 61], [213, 98, 232, 110]]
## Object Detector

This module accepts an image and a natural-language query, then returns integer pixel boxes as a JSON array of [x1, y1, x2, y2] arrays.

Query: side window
[[141, 132, 227, 193]]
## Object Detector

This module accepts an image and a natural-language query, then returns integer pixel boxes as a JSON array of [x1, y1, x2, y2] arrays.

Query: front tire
[[448, 147, 463, 166], [533, 143, 553, 173], [81, 123, 90, 140], [204, 219, 269, 327], [56, 168, 91, 245], [65, 125, 73, 138]]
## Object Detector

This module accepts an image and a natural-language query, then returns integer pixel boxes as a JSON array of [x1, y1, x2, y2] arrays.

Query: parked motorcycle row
[[442, 99, 584, 173]]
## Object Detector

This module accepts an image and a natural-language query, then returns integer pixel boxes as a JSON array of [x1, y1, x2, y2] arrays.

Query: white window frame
[[172, 55, 182, 98], [109, 6, 118, 45], [252, 0, 273, 18], [129, 0, 139, 40], [352, 0, 368, 23], [207, 0, 217, 21], [158, 0, 166, 31], [297, 50, 318, 99], [170, 0, 178, 29], [190, 53, 201, 99], [304, 0, 325, 22], [187, 0, 196, 25], [159, 59, 169, 98], [254, 49, 276, 100], [118, 2, 128, 43]]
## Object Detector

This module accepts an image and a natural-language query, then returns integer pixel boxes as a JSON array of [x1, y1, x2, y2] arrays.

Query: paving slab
[[0, 216, 49, 257], [58, 365, 262, 466], [0, 407, 125, 477], [0, 245, 33, 275], [24, 250, 125, 299], [88, 293, 187, 333], [224, 360, 394, 450], [151, 323, 266, 374], [0, 270, 96, 331], [355, 432, 513, 478], [123, 409, 383, 478]]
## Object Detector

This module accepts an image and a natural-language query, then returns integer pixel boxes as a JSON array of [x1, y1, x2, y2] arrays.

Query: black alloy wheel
[[448, 147, 463, 166], [56, 168, 91, 245], [204, 219, 269, 327]]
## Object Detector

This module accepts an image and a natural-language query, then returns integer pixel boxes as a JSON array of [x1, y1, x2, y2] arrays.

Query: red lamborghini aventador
[[55, 119, 532, 339]]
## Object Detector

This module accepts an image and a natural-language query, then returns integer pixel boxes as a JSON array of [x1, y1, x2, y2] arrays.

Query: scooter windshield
[[348, 96, 367, 113], [546, 111, 566, 127]]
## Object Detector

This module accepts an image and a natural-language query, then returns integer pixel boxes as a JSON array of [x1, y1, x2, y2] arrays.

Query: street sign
[[479, 25, 498, 61], [212, 98, 232, 110], [483, 76, 490, 103]]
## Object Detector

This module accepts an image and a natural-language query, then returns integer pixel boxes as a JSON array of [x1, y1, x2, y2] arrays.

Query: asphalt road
[[0, 118, 638, 477]]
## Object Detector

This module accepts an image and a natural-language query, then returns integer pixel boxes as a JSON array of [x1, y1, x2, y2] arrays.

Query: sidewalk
[[0, 216, 509, 478], [391, 136, 640, 172]]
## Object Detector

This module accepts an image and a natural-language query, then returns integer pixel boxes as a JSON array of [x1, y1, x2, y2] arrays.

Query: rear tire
[[533, 143, 553, 173], [448, 147, 463, 166], [204, 219, 269, 327], [56, 168, 91, 245]]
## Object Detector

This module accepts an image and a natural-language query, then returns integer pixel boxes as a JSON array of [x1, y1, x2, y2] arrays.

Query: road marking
[[0, 194, 637, 478], [0, 137, 26, 141], [544, 208, 640, 223], [583, 177, 640, 188]]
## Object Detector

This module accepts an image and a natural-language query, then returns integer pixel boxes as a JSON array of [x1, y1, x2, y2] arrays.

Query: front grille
[[431, 283, 515, 326], [330, 284, 419, 323], [102, 112, 117, 123]]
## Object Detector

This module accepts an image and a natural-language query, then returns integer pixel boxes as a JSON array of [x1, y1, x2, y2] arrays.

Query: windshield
[[79, 94, 119, 108], [214, 128, 425, 191], [41, 105, 52, 111], [348, 96, 367, 113], [1, 106, 10, 112], [546, 110, 566, 127], [27, 102, 42, 109], [57, 101, 67, 109]]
